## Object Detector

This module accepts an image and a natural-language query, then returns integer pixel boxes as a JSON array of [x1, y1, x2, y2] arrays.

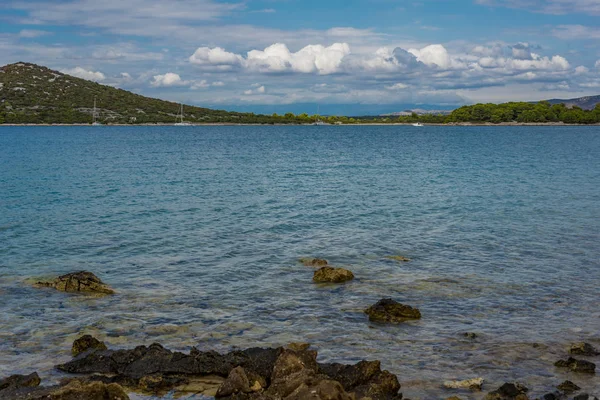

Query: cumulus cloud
[[61, 67, 106, 81], [244, 85, 266, 95], [386, 83, 409, 90], [408, 44, 452, 69], [150, 72, 187, 87], [190, 43, 350, 74], [18, 29, 52, 38], [596, 60, 600, 69]]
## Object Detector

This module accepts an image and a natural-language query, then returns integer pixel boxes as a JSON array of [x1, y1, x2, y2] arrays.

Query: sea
[[1, 125, 599, 399]]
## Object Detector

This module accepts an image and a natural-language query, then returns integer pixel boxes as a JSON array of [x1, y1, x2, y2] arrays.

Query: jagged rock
[[569, 343, 600, 356], [484, 382, 529, 400], [365, 298, 421, 323], [386, 256, 411, 262], [554, 357, 596, 373], [541, 391, 563, 400], [35, 271, 115, 295], [72, 335, 107, 356], [447, 397, 463, 400], [287, 343, 310, 352], [216, 367, 252, 398], [463, 332, 478, 340], [313, 267, 354, 283], [557, 380, 580, 392], [574, 395, 599, 400], [443, 378, 484, 391], [0, 372, 41, 391], [300, 258, 329, 267]]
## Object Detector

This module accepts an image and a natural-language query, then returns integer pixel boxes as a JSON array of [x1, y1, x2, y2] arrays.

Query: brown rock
[[554, 357, 596, 373], [49, 380, 129, 400], [386, 256, 411, 262], [569, 343, 600, 356], [364, 299, 421, 323], [72, 335, 107, 357], [0, 372, 41, 391], [216, 367, 251, 398], [313, 267, 355, 283], [36, 271, 115, 295]]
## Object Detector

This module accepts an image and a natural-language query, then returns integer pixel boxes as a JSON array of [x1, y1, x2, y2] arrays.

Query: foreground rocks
[[0, 372, 129, 400], [365, 298, 421, 323], [72, 335, 108, 356], [484, 382, 529, 400], [569, 343, 600, 357], [443, 377, 484, 391], [35, 271, 115, 295], [55, 336, 402, 399], [313, 267, 355, 283]]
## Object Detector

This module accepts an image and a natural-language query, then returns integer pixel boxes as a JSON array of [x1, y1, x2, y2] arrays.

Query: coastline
[[1, 122, 599, 127]]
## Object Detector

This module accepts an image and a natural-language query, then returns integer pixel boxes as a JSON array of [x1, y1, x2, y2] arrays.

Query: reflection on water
[[1, 125, 599, 399]]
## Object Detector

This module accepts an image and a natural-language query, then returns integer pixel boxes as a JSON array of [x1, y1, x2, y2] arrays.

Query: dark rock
[[319, 360, 381, 390], [0, 372, 41, 391], [72, 335, 108, 356], [313, 267, 354, 283], [300, 258, 329, 267], [541, 392, 561, 400], [557, 380, 580, 392], [216, 367, 252, 398], [569, 343, 600, 356], [47, 380, 130, 400], [365, 298, 421, 323], [573, 395, 599, 400], [463, 332, 478, 339], [35, 271, 115, 295], [484, 382, 529, 400], [554, 357, 596, 373]]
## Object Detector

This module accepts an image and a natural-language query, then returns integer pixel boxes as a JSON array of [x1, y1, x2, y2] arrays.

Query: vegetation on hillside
[[1, 62, 599, 125]]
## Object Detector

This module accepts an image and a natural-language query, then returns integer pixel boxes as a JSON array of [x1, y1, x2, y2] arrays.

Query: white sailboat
[[312, 105, 328, 126], [92, 96, 102, 126], [174, 103, 191, 126], [412, 122, 423, 127]]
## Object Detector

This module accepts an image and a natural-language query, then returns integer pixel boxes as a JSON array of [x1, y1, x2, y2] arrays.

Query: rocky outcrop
[[35, 271, 115, 295], [56, 339, 402, 399], [569, 343, 600, 356], [0, 372, 129, 400], [554, 357, 596, 373], [364, 299, 421, 323], [300, 258, 329, 267], [313, 267, 354, 283], [484, 382, 529, 400], [557, 380, 580, 392], [72, 335, 108, 356]]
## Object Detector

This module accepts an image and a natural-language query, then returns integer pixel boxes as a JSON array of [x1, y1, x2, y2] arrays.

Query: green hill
[[0, 62, 293, 124]]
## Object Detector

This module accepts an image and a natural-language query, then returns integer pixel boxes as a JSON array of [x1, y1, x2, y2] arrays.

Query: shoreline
[[1, 122, 599, 127]]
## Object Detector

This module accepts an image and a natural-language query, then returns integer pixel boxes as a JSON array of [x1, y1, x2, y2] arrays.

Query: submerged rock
[[557, 380, 580, 392], [569, 343, 600, 356], [35, 271, 115, 295], [386, 255, 411, 262], [574, 394, 599, 400], [72, 335, 108, 357], [300, 258, 329, 267], [443, 377, 484, 391], [313, 267, 355, 283], [463, 332, 478, 340], [554, 357, 596, 373], [365, 298, 421, 323], [0, 372, 41, 391], [484, 382, 529, 400]]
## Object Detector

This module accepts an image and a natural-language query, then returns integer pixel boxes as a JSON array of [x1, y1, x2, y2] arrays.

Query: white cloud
[[386, 83, 408, 90], [476, 0, 600, 16], [244, 85, 266, 95], [150, 72, 187, 87], [246, 43, 350, 74], [409, 44, 452, 69], [552, 25, 600, 40], [574, 66, 589, 75], [596, 60, 600, 69], [61, 66, 106, 81], [212, 81, 225, 86], [189, 47, 244, 68], [18, 29, 52, 38]]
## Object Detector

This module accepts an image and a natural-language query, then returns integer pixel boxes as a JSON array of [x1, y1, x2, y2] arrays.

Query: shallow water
[[1, 125, 599, 399]]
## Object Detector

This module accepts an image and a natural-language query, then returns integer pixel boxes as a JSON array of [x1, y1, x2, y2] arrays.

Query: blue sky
[[1, 0, 600, 114]]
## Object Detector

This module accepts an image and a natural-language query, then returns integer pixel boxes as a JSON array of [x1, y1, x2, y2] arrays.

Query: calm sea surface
[[1, 125, 599, 399]]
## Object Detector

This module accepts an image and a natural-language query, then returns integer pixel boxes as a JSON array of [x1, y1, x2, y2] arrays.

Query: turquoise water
[[1, 125, 599, 399]]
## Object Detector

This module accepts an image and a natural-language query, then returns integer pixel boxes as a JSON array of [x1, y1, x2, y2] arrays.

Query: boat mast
[[93, 96, 97, 124]]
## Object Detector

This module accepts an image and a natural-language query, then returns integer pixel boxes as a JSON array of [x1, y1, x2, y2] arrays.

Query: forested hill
[[0, 62, 287, 124]]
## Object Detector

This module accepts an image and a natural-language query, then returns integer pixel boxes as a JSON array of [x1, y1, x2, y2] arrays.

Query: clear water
[[1, 125, 599, 399]]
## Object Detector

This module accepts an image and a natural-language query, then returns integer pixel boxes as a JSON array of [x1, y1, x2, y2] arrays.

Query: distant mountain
[[0, 62, 283, 124], [544, 95, 600, 110], [381, 108, 453, 117]]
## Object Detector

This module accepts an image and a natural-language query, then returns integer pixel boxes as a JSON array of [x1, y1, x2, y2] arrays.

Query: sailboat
[[174, 103, 191, 126], [312, 105, 328, 126], [92, 96, 102, 126]]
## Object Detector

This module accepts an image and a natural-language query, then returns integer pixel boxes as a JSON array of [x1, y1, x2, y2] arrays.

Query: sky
[[1, 0, 600, 115]]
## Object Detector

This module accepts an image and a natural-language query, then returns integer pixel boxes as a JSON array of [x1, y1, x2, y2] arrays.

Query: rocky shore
[[2, 266, 599, 400]]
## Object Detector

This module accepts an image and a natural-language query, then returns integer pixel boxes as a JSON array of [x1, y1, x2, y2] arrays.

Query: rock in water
[[484, 382, 529, 400], [386, 255, 411, 262], [0, 372, 41, 391], [557, 380, 580, 392], [35, 271, 115, 295], [48, 380, 130, 400], [554, 357, 596, 373], [313, 267, 355, 283], [72, 335, 108, 356], [569, 342, 600, 356], [300, 258, 329, 267], [365, 298, 421, 323], [443, 377, 484, 391]]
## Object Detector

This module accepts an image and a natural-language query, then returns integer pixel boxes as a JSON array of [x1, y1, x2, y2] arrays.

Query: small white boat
[[174, 103, 192, 126], [412, 122, 423, 127]]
